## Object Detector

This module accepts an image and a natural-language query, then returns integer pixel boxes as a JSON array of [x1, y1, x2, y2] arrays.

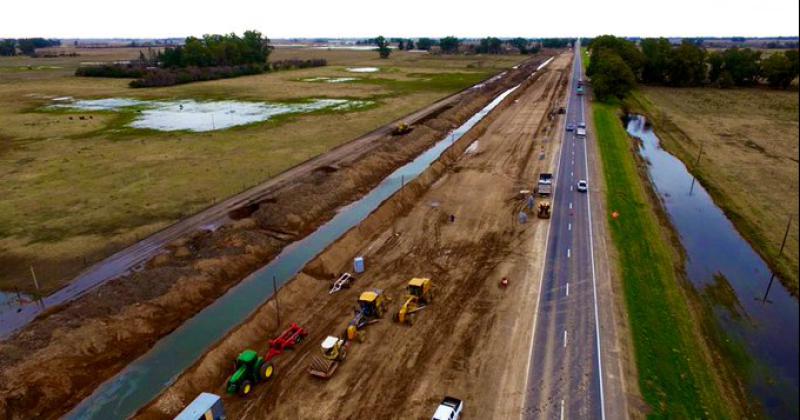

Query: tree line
[[76, 31, 327, 88], [586, 35, 800, 101], [0, 38, 61, 56]]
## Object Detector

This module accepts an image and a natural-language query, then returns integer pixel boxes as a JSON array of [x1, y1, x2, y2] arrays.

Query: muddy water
[[66, 83, 522, 420], [51, 98, 372, 132], [627, 115, 798, 418]]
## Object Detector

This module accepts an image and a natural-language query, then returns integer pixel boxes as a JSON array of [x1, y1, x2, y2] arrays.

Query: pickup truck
[[432, 396, 463, 420], [537, 173, 554, 196]]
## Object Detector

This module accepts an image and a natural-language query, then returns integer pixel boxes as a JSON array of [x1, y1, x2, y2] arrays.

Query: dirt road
[[139, 53, 572, 419]]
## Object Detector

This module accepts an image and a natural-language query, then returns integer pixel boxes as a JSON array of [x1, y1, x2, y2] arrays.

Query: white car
[[577, 121, 586, 129], [432, 396, 463, 420], [577, 180, 588, 192]]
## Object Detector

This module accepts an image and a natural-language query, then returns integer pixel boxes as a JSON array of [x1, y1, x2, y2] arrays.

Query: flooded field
[[627, 115, 799, 418], [300, 76, 358, 83], [346, 67, 379, 73], [49, 98, 373, 132]]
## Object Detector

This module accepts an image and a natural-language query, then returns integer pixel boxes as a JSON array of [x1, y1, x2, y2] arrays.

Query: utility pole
[[779, 215, 793, 257], [273, 275, 281, 328], [762, 272, 776, 304], [29, 266, 43, 307]]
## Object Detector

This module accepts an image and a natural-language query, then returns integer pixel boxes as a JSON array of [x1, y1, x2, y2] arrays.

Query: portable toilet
[[354, 256, 365, 273], [174, 392, 225, 420]]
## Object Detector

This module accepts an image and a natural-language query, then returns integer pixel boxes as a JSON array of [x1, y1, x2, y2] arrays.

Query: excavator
[[393, 278, 433, 325], [391, 122, 414, 136], [537, 200, 551, 219]]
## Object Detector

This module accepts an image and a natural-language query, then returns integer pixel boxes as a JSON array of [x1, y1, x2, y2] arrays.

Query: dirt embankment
[[0, 56, 552, 419], [137, 53, 572, 420]]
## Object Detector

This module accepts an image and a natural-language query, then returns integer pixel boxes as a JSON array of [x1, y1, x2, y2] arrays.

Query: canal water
[[627, 115, 798, 418], [66, 83, 524, 419]]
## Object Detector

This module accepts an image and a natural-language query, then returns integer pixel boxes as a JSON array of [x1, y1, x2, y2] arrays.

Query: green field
[[593, 102, 747, 418], [0, 47, 527, 293], [626, 87, 799, 296]]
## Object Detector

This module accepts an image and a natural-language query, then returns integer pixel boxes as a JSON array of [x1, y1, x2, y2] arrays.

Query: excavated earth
[[137, 53, 572, 420], [0, 55, 555, 419]]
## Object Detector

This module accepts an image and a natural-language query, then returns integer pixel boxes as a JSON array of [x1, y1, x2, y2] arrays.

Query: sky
[[2, 0, 798, 39]]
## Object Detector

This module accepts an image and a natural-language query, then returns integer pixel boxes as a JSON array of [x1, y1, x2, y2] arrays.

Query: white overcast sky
[[2, 0, 798, 39]]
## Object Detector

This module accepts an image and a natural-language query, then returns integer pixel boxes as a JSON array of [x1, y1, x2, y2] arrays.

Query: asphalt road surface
[[524, 42, 617, 419]]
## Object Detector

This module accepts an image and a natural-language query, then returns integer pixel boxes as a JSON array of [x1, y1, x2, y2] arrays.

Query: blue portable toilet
[[174, 392, 225, 420], [354, 256, 365, 273]]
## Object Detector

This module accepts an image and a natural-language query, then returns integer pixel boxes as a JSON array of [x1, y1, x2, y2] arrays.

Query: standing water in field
[[66, 81, 525, 420], [50, 98, 372, 132], [627, 115, 798, 418]]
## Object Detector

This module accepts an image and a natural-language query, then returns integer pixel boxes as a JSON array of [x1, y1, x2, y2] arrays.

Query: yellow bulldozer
[[346, 289, 388, 342], [393, 278, 433, 325], [537, 200, 551, 219]]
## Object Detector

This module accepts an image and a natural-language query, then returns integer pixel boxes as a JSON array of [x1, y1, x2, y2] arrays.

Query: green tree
[[785, 50, 799, 76], [707, 51, 725, 84], [375, 36, 391, 59], [640, 38, 672, 84], [589, 49, 637, 102], [477, 37, 502, 54], [416, 38, 436, 50], [406, 39, 415, 50], [588, 35, 644, 79], [0, 39, 16, 56], [666, 41, 706, 86], [722, 47, 761, 86], [398, 40, 405, 50], [508, 37, 530, 54], [761, 52, 795, 88], [17, 39, 36, 55], [439, 36, 461, 54]]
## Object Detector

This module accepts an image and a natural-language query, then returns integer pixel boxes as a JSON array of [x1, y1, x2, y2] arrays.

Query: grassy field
[[0, 47, 527, 294], [593, 102, 749, 418], [626, 87, 799, 296]]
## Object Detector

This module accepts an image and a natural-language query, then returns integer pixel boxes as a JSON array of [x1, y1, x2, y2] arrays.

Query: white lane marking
[[563, 330, 568, 347], [567, 248, 571, 258], [522, 53, 571, 418], [566, 282, 570, 296], [570, 171, 574, 177], [579, 46, 607, 420], [568, 223, 572, 231], [570, 185, 574, 191], [569, 202, 573, 209], [560, 399, 565, 420]]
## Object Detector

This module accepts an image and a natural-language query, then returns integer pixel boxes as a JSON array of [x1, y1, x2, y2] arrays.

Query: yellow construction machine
[[537, 200, 552, 219], [308, 335, 349, 379], [391, 122, 413, 136], [346, 289, 388, 342], [393, 278, 433, 325]]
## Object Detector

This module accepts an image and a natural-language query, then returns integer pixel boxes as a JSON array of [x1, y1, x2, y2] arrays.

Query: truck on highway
[[576, 86, 584, 95], [537, 173, 553, 196], [576, 127, 587, 139], [432, 396, 463, 420]]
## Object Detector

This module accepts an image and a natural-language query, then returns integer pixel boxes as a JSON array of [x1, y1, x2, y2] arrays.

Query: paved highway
[[524, 42, 614, 419]]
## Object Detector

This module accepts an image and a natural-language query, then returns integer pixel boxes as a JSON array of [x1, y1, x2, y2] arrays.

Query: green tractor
[[226, 349, 274, 396]]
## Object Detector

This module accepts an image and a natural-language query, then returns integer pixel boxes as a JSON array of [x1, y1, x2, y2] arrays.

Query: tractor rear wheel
[[260, 362, 275, 381], [295, 335, 304, 345], [239, 379, 253, 397]]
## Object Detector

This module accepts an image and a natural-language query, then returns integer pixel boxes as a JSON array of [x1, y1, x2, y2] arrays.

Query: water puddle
[[346, 67, 379, 73], [627, 115, 798, 418], [300, 77, 358, 83], [66, 83, 521, 420], [49, 98, 373, 132]]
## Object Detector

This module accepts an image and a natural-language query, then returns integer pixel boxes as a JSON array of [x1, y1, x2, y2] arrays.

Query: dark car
[[566, 123, 576, 132]]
